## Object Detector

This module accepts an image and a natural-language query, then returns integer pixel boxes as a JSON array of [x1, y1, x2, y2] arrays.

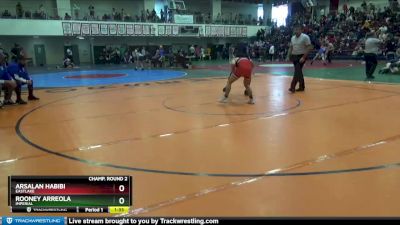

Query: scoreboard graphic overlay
[[8, 176, 132, 213]]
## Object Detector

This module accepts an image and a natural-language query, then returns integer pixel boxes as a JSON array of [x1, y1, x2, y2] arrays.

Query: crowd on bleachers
[[246, 0, 400, 72]]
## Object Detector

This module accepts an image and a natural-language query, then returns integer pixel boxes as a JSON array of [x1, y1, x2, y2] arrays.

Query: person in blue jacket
[[7, 56, 39, 104], [0, 52, 17, 107]]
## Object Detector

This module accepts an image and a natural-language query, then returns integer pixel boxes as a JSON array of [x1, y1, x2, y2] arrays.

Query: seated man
[[133, 49, 144, 70], [175, 51, 188, 69], [123, 51, 132, 64], [151, 49, 162, 68], [142, 48, 151, 69], [63, 57, 75, 68], [379, 59, 400, 74], [0, 53, 17, 107], [11, 43, 24, 62], [310, 43, 327, 65], [8, 56, 39, 104]]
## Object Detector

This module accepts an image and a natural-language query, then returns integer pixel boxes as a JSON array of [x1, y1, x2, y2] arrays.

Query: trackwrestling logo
[[2, 217, 65, 225]]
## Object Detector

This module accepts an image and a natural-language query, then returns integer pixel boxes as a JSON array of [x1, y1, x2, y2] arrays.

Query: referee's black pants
[[364, 53, 377, 78], [290, 54, 306, 90]]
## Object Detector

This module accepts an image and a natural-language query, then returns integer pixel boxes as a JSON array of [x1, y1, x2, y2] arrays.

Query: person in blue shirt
[[7, 56, 39, 104], [0, 53, 17, 107]]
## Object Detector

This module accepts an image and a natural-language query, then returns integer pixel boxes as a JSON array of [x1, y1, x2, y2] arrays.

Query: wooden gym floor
[[1, 62, 400, 216]]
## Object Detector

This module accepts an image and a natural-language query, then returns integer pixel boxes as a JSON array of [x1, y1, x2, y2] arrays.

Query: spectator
[[2, 10, 11, 18], [121, 9, 125, 21], [39, 4, 45, 19], [133, 49, 145, 70], [24, 10, 31, 18], [73, 4, 80, 20], [160, 9, 165, 22], [63, 57, 75, 68], [98, 48, 107, 64], [151, 49, 162, 67], [64, 13, 72, 20], [123, 51, 132, 64], [112, 8, 116, 20], [176, 50, 191, 69], [102, 13, 110, 21], [200, 47, 205, 60], [269, 44, 275, 61], [16, 2, 23, 18], [151, 9, 157, 22], [8, 56, 39, 104], [385, 35, 397, 60], [66, 48, 73, 62], [258, 16, 263, 26], [216, 13, 221, 24], [343, 0, 349, 15], [11, 44, 23, 62], [189, 45, 195, 57], [361, 1, 368, 12], [88, 5, 95, 20], [114, 48, 121, 64], [146, 9, 150, 21], [0, 53, 17, 106]]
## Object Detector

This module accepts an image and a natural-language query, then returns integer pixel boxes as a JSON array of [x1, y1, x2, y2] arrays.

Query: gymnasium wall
[[0, 36, 90, 66]]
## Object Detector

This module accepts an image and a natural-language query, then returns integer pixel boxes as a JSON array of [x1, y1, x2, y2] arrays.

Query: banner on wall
[[158, 25, 165, 35], [205, 26, 211, 36], [91, 23, 99, 35], [199, 26, 204, 36], [62, 22, 72, 35], [165, 25, 172, 35], [241, 27, 247, 37], [210, 26, 217, 36], [230, 26, 237, 36], [126, 24, 134, 35], [61, 22, 245, 37], [81, 23, 90, 35], [117, 24, 126, 35], [72, 23, 81, 35], [173, 14, 194, 24], [134, 24, 142, 35], [109, 24, 117, 35], [172, 25, 179, 35], [236, 27, 241, 37], [218, 26, 225, 36], [201, 25, 247, 37], [100, 24, 108, 35], [143, 25, 150, 35], [224, 26, 230, 37], [62, 22, 154, 36]]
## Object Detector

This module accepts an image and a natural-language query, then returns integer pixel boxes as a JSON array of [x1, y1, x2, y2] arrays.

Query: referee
[[364, 32, 383, 80], [288, 25, 312, 93]]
